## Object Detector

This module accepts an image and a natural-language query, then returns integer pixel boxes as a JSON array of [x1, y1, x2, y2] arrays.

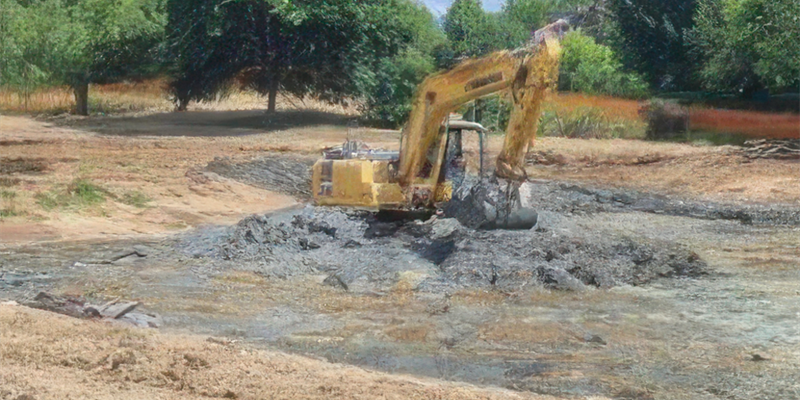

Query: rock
[[585, 334, 607, 345], [132, 245, 152, 257], [307, 220, 337, 237], [29, 292, 87, 319], [538, 267, 586, 291], [364, 221, 401, 238], [323, 274, 348, 291], [342, 239, 362, 248], [207, 337, 235, 346], [108, 251, 140, 262], [99, 301, 140, 319], [120, 312, 161, 328], [298, 237, 320, 250], [83, 306, 101, 318], [429, 218, 463, 240]]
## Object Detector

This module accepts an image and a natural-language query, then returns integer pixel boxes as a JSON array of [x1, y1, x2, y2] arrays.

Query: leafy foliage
[[501, 0, 584, 47], [442, 0, 505, 57], [690, 0, 800, 94], [364, 48, 437, 127], [167, 0, 428, 111], [361, 2, 444, 126], [0, 0, 166, 114], [608, 0, 699, 91], [559, 30, 648, 98]]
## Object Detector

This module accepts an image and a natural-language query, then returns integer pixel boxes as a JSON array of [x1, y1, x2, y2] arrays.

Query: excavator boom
[[312, 20, 567, 220], [399, 19, 567, 185]]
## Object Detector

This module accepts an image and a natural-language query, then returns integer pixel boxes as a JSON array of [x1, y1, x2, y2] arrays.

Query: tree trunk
[[267, 79, 278, 113], [176, 95, 189, 112], [73, 81, 89, 116]]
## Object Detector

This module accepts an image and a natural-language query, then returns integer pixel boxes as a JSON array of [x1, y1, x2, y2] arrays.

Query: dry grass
[[0, 79, 359, 115], [549, 93, 644, 123], [689, 108, 800, 139], [478, 320, 569, 344], [0, 303, 567, 400], [536, 93, 647, 140]]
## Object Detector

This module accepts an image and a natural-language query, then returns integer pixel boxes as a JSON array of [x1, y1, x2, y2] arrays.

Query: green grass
[[36, 179, 107, 211], [0, 208, 19, 218], [120, 190, 151, 208], [0, 190, 19, 219]]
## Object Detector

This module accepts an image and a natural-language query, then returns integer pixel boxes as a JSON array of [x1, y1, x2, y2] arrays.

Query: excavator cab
[[311, 119, 487, 211]]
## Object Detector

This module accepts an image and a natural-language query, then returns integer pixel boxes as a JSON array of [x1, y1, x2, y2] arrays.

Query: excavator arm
[[398, 19, 567, 187], [311, 20, 567, 224]]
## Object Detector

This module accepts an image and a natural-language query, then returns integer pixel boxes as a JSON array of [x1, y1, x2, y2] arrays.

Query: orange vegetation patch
[[0, 86, 75, 113], [689, 108, 800, 139], [549, 93, 644, 122]]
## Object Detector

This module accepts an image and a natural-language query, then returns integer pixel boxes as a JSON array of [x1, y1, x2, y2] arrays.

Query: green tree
[[363, 2, 444, 126], [690, 0, 800, 95], [167, 0, 426, 112], [443, 0, 504, 57], [608, 0, 699, 91], [559, 30, 648, 98], [0, 0, 165, 115], [501, 0, 559, 47]]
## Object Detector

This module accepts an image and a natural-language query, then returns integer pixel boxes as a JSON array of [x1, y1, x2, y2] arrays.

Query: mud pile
[[180, 206, 708, 294]]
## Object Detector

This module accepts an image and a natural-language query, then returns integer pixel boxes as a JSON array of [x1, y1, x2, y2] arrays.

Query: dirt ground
[[0, 303, 570, 400], [1, 111, 797, 245], [1, 109, 800, 399]]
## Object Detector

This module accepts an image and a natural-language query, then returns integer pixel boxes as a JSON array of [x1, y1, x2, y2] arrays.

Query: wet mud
[[2, 153, 799, 399]]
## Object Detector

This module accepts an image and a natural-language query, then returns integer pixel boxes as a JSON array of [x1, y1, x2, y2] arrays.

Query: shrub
[[639, 100, 690, 140], [538, 106, 645, 139], [559, 30, 649, 99]]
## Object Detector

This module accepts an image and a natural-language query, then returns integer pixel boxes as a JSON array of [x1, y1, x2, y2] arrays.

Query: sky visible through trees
[[423, 0, 503, 14]]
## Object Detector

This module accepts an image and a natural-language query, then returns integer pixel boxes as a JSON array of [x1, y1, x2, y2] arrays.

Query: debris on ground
[[25, 292, 160, 328], [742, 139, 800, 160]]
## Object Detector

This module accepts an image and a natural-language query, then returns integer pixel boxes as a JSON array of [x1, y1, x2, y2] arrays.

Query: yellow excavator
[[312, 20, 568, 229]]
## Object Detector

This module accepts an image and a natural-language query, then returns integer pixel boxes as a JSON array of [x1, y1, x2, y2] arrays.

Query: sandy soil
[[0, 303, 575, 400]]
